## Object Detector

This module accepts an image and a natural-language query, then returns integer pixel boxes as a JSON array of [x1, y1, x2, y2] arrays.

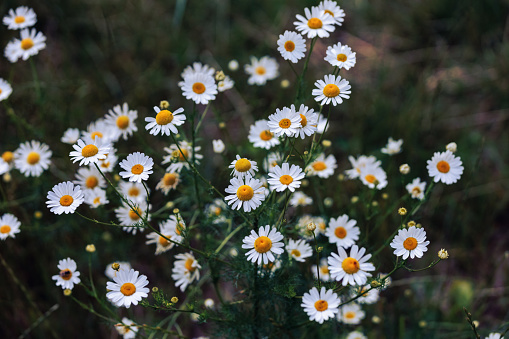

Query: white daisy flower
[[345, 155, 381, 179], [267, 106, 302, 137], [106, 268, 149, 308], [0, 78, 13, 101], [337, 303, 365, 324], [355, 284, 380, 304], [4, 28, 46, 63], [242, 225, 284, 265], [325, 214, 360, 249], [312, 258, 332, 281], [61, 128, 80, 145], [292, 104, 318, 139], [105, 262, 132, 280], [244, 56, 279, 86], [46, 181, 84, 215], [119, 152, 154, 183], [115, 317, 138, 339], [328, 245, 375, 286], [118, 180, 147, 204], [359, 165, 388, 189], [390, 226, 430, 260], [212, 139, 225, 153], [52, 258, 81, 290], [277, 31, 306, 63], [162, 141, 202, 173], [294, 6, 335, 39], [84, 187, 109, 208], [181, 62, 215, 78], [205, 198, 228, 224], [346, 331, 367, 339], [97, 149, 118, 173], [289, 191, 313, 207], [301, 286, 340, 324], [0, 159, 8, 176], [263, 152, 284, 172], [0, 213, 21, 240], [406, 177, 426, 200], [324, 42, 356, 70], [145, 106, 186, 136], [156, 172, 179, 195], [172, 252, 201, 292], [224, 177, 266, 212], [381, 137, 403, 155], [318, 0, 345, 25], [82, 119, 119, 144], [70, 137, 110, 166], [426, 150, 464, 185], [312, 74, 351, 106], [145, 216, 184, 255], [217, 76, 234, 92], [115, 201, 150, 234], [229, 155, 258, 179], [316, 113, 330, 134], [73, 166, 106, 191], [179, 72, 218, 105], [1, 150, 14, 170], [314, 216, 327, 235], [104, 103, 138, 140], [3, 7, 37, 30], [486, 334, 503, 339], [248, 120, 280, 150], [305, 153, 337, 178], [267, 162, 305, 192], [286, 239, 313, 262], [13, 140, 51, 177]]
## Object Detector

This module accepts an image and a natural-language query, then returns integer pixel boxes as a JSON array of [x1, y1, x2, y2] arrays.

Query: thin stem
[[312, 231, 321, 287], [29, 58, 41, 101], [214, 222, 246, 254], [190, 103, 202, 209], [276, 190, 292, 231], [195, 103, 211, 133], [286, 59, 299, 77], [402, 259, 442, 272]]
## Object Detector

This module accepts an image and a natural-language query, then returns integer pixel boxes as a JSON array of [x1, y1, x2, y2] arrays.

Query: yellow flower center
[[93, 197, 101, 204], [128, 187, 139, 197], [59, 269, 73, 281], [14, 16, 26, 24], [412, 187, 421, 196], [158, 235, 171, 247], [82, 144, 99, 158], [290, 249, 301, 257], [255, 66, 266, 75], [284, 40, 295, 52], [312, 161, 326, 171], [314, 300, 328, 312], [342, 257, 360, 274], [307, 18, 323, 29], [120, 282, 136, 296], [324, 10, 334, 17], [86, 176, 99, 189], [436, 160, 450, 173], [365, 174, 376, 184], [2, 151, 14, 163], [334, 226, 347, 239], [279, 118, 292, 129], [128, 207, 141, 221], [192, 82, 206, 94], [259, 130, 273, 141], [21, 38, 34, 50], [176, 223, 185, 235], [235, 158, 251, 172], [214, 207, 221, 216], [163, 173, 177, 186], [100, 161, 110, 169], [90, 131, 103, 140], [26, 152, 40, 165], [156, 110, 174, 125], [236, 185, 254, 201], [337, 53, 347, 62], [131, 164, 144, 175], [59, 195, 74, 207], [300, 114, 307, 127], [323, 84, 340, 97], [318, 222, 326, 231], [116, 116, 130, 129], [320, 265, 330, 274], [254, 236, 272, 253], [185, 258, 196, 271], [403, 237, 418, 250], [178, 148, 189, 161], [345, 311, 356, 319], [279, 175, 294, 185], [0, 225, 11, 234]]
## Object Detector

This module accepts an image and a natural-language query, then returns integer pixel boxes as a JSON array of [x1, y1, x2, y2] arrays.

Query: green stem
[[29, 58, 41, 101]]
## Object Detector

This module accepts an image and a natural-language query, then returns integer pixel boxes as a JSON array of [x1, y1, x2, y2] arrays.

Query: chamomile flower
[[172, 252, 201, 292], [181, 62, 215, 78], [318, 1, 346, 25], [0, 78, 13, 101], [115, 201, 150, 234], [105, 262, 132, 280], [145, 106, 186, 136], [115, 318, 138, 339], [5, 28, 46, 63], [229, 155, 258, 179], [312, 74, 351, 106], [119, 152, 153, 183], [46, 182, 84, 215], [292, 104, 318, 139], [106, 269, 149, 308], [346, 331, 367, 339], [328, 245, 375, 286], [118, 180, 147, 204], [277, 31, 306, 63], [301, 286, 340, 324], [242, 225, 284, 265], [381, 137, 403, 155], [61, 128, 80, 145], [145, 217, 183, 255], [1, 150, 14, 170], [345, 155, 381, 179], [3, 7, 37, 30], [82, 119, 119, 144], [14, 140, 52, 177], [245, 56, 279, 85], [248, 120, 280, 150], [179, 72, 218, 105], [267, 106, 302, 137], [162, 141, 202, 173], [312, 258, 332, 281], [84, 187, 109, 208], [70, 137, 110, 166], [359, 165, 388, 189], [294, 6, 336, 39], [212, 139, 225, 153], [325, 215, 360, 249], [74, 166, 106, 191], [289, 191, 313, 207], [406, 178, 427, 200], [0, 213, 21, 240], [217, 76, 234, 92], [324, 42, 356, 70], [156, 172, 179, 195], [486, 334, 504, 339], [263, 152, 284, 172], [356, 284, 380, 304], [286, 239, 313, 262], [390, 226, 430, 260], [225, 177, 266, 212], [205, 199, 228, 224], [267, 162, 305, 192], [337, 303, 365, 324], [426, 150, 464, 185], [52, 258, 81, 290], [306, 153, 337, 178], [97, 150, 118, 173], [105, 103, 138, 140]]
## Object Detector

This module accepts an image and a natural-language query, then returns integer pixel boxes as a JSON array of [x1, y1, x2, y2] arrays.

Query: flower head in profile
[[324, 42, 356, 70], [381, 137, 403, 155], [0, 78, 13, 101], [5, 28, 46, 63], [390, 226, 430, 260], [46, 182, 84, 215], [242, 225, 284, 265], [106, 269, 149, 308], [318, 1, 345, 25], [286, 239, 313, 262], [406, 178, 426, 200], [426, 150, 464, 185], [312, 74, 351, 106], [267, 162, 305, 192], [225, 177, 266, 212], [52, 258, 81, 290], [267, 106, 302, 137], [277, 31, 306, 63], [325, 214, 360, 249], [119, 152, 153, 183], [172, 252, 201, 292], [3, 7, 37, 30], [217, 75, 234, 92], [212, 139, 225, 153], [0, 213, 21, 240], [305, 153, 337, 178], [14, 140, 52, 177], [105, 103, 138, 140], [229, 155, 258, 179], [70, 137, 110, 166], [328, 245, 375, 286], [294, 6, 335, 39], [179, 71, 217, 105], [301, 286, 340, 324], [61, 128, 80, 145], [248, 120, 280, 150], [245, 56, 279, 85]]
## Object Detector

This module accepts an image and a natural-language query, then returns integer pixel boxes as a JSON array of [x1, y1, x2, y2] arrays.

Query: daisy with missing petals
[[286, 239, 313, 262], [359, 165, 388, 189], [0, 213, 21, 240], [328, 245, 375, 286], [74, 166, 106, 191], [156, 172, 179, 195], [118, 181, 147, 204], [61, 128, 80, 145], [312, 258, 332, 281], [145, 217, 183, 255], [162, 141, 203, 173], [84, 188, 109, 208], [46, 182, 84, 215], [229, 155, 258, 179], [305, 153, 337, 178], [289, 191, 313, 207], [337, 303, 365, 324], [301, 286, 340, 324], [318, 0, 346, 25], [172, 252, 201, 292], [52, 258, 81, 290], [225, 177, 266, 212], [145, 106, 186, 136], [106, 269, 149, 308], [267, 163, 305, 192], [381, 137, 403, 155], [179, 72, 218, 105], [292, 104, 318, 139], [277, 31, 306, 63], [248, 120, 280, 150], [70, 137, 110, 166], [426, 150, 464, 185], [242, 225, 284, 265], [3, 7, 37, 30], [294, 6, 335, 39], [105, 262, 132, 280], [245, 56, 279, 86], [0, 78, 13, 101], [312, 74, 351, 106], [390, 226, 430, 260], [324, 42, 356, 70], [345, 155, 381, 179], [267, 106, 302, 137], [115, 202, 150, 234], [217, 76, 234, 92], [325, 214, 360, 249], [115, 317, 138, 339], [14, 140, 52, 177], [105, 103, 138, 140], [5, 28, 46, 63], [406, 178, 426, 200], [119, 152, 153, 183]]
